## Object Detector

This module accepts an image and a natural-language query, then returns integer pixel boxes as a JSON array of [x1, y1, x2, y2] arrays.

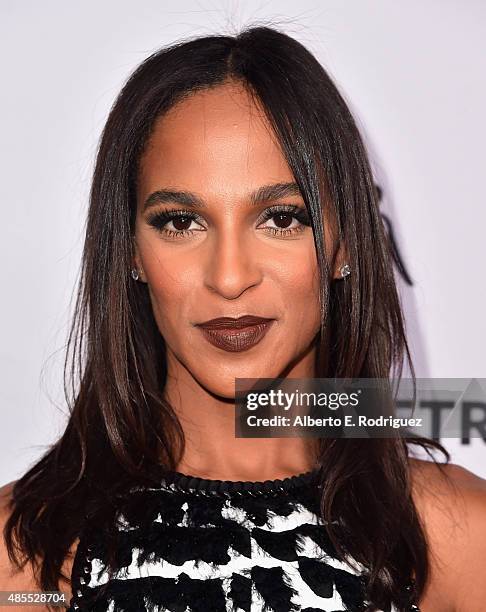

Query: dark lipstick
[[195, 315, 275, 352]]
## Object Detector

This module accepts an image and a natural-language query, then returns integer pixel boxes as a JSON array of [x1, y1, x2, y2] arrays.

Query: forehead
[[137, 82, 295, 204]]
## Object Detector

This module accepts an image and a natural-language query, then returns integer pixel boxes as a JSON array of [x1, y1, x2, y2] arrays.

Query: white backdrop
[[1, 0, 485, 485]]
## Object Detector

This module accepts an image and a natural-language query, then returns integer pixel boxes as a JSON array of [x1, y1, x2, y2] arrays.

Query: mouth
[[195, 315, 276, 353]]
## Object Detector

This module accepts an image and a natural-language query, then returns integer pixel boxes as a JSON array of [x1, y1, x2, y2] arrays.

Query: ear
[[331, 240, 349, 280], [131, 237, 147, 283]]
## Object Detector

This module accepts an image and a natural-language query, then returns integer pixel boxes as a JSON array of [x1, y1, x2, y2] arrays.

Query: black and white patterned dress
[[68, 468, 419, 611]]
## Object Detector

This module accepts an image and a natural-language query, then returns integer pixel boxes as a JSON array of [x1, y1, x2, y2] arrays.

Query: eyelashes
[[145, 204, 312, 240]]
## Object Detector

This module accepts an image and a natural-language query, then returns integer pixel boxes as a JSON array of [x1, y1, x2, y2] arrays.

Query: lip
[[195, 316, 275, 352], [196, 315, 274, 329]]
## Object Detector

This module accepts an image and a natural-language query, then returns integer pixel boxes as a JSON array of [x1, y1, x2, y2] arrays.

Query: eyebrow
[[142, 182, 303, 212]]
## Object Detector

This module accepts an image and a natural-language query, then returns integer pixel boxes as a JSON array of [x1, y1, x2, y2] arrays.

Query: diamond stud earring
[[130, 268, 140, 281], [339, 263, 351, 278]]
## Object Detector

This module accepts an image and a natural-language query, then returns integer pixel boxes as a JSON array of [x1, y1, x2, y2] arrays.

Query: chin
[[195, 362, 284, 399]]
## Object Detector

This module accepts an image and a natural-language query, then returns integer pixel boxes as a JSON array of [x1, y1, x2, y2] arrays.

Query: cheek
[[141, 249, 198, 330], [273, 247, 321, 335]]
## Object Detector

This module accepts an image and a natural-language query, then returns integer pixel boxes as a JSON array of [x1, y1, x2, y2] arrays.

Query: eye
[[146, 209, 205, 239], [258, 205, 311, 237], [145, 204, 312, 240]]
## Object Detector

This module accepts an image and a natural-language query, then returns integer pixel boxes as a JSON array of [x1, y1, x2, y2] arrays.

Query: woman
[[1, 25, 485, 612]]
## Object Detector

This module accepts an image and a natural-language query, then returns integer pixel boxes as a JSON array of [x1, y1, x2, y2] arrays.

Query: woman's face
[[134, 81, 334, 398]]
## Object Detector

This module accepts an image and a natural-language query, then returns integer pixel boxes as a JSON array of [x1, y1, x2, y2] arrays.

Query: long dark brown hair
[[4, 24, 449, 611]]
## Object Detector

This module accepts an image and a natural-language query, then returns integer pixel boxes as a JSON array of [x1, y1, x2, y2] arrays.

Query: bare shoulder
[[409, 458, 486, 611], [0, 480, 79, 609]]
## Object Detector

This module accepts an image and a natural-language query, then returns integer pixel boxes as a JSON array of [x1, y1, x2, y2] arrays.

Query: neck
[[162, 345, 320, 481]]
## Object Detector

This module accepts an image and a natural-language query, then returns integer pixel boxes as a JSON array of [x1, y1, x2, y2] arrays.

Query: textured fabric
[[67, 469, 419, 611]]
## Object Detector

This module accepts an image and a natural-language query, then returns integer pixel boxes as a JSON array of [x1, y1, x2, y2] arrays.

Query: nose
[[203, 230, 263, 299]]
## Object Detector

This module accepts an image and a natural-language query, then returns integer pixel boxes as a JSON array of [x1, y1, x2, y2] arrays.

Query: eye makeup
[[145, 204, 311, 240]]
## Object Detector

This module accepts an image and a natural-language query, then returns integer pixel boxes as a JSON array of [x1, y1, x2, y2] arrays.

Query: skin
[[132, 80, 342, 480], [1, 462, 486, 610], [1, 81, 486, 610]]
